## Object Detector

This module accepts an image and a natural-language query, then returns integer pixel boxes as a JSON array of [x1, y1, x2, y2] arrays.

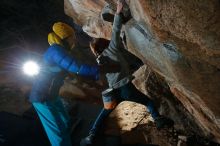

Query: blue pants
[[33, 96, 72, 146], [90, 82, 159, 135]]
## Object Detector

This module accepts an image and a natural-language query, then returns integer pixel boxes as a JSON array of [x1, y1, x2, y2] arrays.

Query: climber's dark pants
[[90, 82, 159, 135]]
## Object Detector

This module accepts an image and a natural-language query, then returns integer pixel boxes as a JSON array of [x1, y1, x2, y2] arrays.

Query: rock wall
[[125, 0, 220, 143], [65, 0, 220, 143], [64, 0, 112, 40]]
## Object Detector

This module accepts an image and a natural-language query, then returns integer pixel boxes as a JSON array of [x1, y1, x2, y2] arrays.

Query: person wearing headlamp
[[29, 22, 99, 146]]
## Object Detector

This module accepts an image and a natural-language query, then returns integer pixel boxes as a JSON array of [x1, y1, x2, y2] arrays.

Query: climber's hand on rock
[[116, 0, 124, 14]]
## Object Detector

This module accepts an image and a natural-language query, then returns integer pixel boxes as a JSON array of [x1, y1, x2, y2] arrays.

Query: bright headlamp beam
[[23, 61, 40, 76]]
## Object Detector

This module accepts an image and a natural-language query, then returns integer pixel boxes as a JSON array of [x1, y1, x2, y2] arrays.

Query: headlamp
[[23, 61, 40, 76]]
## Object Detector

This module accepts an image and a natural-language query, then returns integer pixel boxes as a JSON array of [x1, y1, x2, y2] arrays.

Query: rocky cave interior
[[0, 0, 220, 146]]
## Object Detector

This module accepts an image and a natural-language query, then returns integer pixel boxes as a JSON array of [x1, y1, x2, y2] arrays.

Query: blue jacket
[[29, 44, 99, 102]]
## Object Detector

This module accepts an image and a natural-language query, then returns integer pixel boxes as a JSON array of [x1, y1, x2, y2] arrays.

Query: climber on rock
[[29, 22, 100, 146], [81, 0, 174, 145]]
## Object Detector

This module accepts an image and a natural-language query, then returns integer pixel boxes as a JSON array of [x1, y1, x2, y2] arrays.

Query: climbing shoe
[[80, 133, 96, 146], [155, 116, 174, 129]]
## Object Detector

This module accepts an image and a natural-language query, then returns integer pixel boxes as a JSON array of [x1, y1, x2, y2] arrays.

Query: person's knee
[[102, 95, 118, 110], [103, 101, 117, 110]]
